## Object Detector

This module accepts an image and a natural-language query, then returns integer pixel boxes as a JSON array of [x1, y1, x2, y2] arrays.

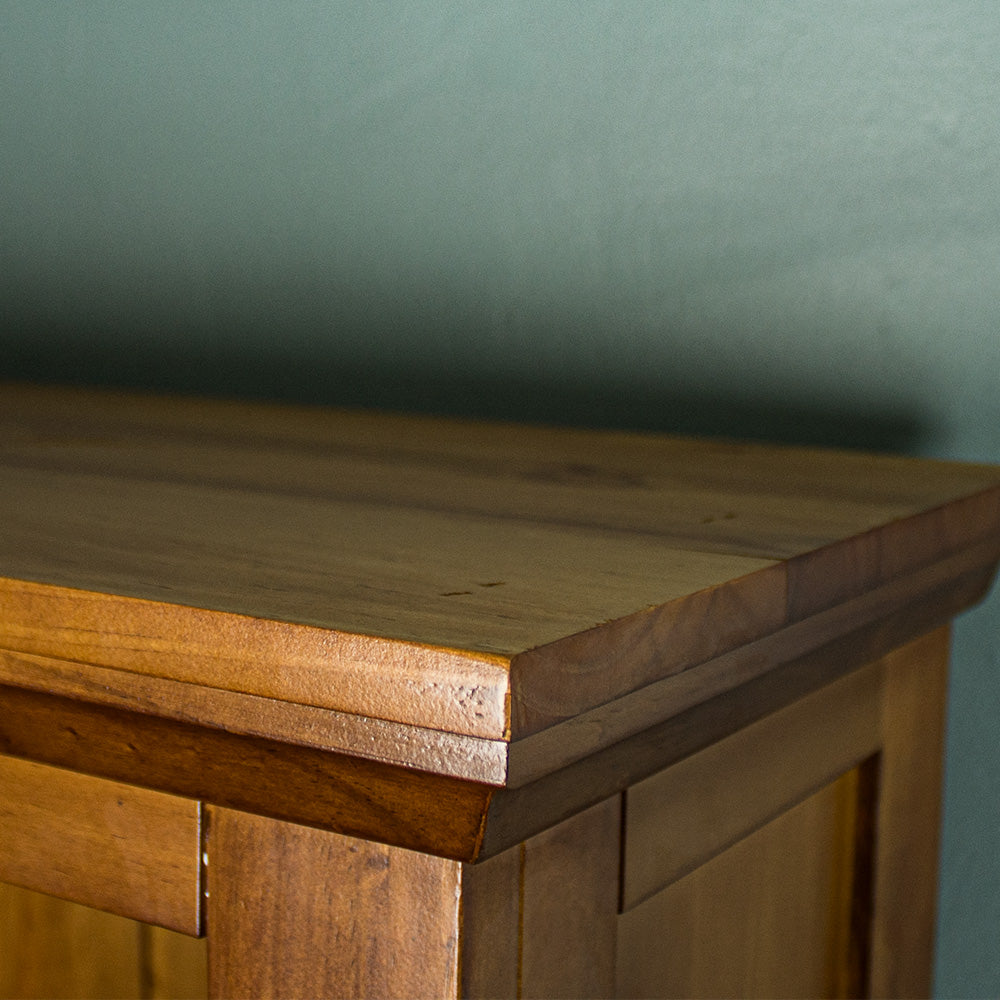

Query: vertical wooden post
[[519, 796, 621, 999], [869, 627, 951, 999], [461, 796, 622, 1000], [205, 808, 462, 1000]]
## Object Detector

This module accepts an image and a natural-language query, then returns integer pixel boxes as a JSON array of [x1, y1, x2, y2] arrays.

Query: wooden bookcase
[[1, 384, 997, 998]]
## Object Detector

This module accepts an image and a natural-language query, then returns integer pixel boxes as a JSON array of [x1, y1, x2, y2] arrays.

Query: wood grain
[[509, 538, 998, 740], [205, 808, 462, 1000], [0, 645, 508, 783], [0, 754, 201, 932], [616, 772, 862, 999], [0, 884, 143, 1000], [519, 796, 621, 999], [3, 383, 995, 564], [0, 386, 994, 1000], [145, 926, 208, 1000], [0, 574, 511, 741], [460, 796, 621, 1000], [0, 467, 773, 721], [621, 658, 881, 908], [0, 684, 495, 862], [460, 844, 522, 999], [2, 383, 998, 751], [508, 561, 787, 735], [787, 489, 1000, 621], [479, 573, 990, 858]]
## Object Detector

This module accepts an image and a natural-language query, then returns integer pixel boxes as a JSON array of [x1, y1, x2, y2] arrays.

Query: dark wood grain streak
[[3, 383, 998, 751], [4, 383, 996, 563]]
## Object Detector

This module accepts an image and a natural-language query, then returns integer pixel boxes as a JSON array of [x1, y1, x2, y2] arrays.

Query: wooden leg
[[519, 796, 621, 999], [462, 796, 621, 1000], [204, 807, 462, 1000], [869, 627, 950, 999]]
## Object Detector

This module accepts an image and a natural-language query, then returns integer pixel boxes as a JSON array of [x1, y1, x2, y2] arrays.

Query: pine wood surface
[[461, 797, 622, 1000], [477, 574, 988, 857], [868, 627, 950, 998], [0, 884, 144, 1000], [0, 643, 508, 784], [0, 631, 958, 998], [621, 658, 881, 909], [518, 797, 621, 999], [0, 682, 495, 862], [613, 629, 948, 1000], [1, 384, 997, 743]]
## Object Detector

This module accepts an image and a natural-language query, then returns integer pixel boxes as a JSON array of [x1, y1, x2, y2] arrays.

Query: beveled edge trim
[[0, 683, 496, 862], [0, 647, 508, 785], [0, 578, 512, 741], [506, 539, 999, 788], [476, 557, 996, 859]]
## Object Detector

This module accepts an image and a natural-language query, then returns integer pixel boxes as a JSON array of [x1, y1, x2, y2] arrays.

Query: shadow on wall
[[1, 331, 930, 456]]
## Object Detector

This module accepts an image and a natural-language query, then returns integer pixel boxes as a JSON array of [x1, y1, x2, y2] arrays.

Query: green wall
[[3, 4, 999, 993]]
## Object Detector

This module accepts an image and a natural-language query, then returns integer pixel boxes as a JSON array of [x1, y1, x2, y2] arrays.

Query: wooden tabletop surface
[[2, 383, 999, 770]]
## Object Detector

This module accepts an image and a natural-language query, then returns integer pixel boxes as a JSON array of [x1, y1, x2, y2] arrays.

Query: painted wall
[[2, 4, 998, 993]]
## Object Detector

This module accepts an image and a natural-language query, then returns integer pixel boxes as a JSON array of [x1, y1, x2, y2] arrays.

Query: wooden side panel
[[0, 754, 202, 933], [617, 772, 863, 999], [205, 807, 462, 1000], [623, 659, 880, 907], [616, 629, 951, 999], [0, 883, 142, 1000], [868, 627, 950, 999], [0, 885, 208, 1000]]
